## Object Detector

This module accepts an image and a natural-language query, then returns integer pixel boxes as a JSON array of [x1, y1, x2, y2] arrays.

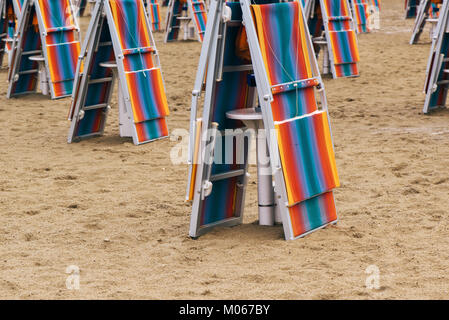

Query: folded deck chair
[[410, 0, 443, 44], [7, 0, 81, 99], [147, 0, 162, 31], [164, 0, 207, 42], [351, 0, 370, 33], [368, 0, 381, 30], [67, 0, 169, 145], [308, 0, 360, 78], [187, 0, 339, 240], [405, 0, 420, 19], [423, 0, 449, 113]]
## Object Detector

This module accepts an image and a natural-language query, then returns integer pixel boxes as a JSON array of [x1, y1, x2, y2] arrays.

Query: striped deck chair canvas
[[321, 0, 360, 78], [405, 0, 420, 19], [7, 0, 81, 99], [307, 0, 324, 38], [410, 0, 442, 44], [147, 0, 162, 31], [187, 2, 254, 236], [165, 0, 184, 41], [351, 0, 370, 33], [251, 1, 339, 239], [68, 0, 169, 145], [423, 0, 449, 113], [164, 0, 206, 42], [371, 0, 380, 9]]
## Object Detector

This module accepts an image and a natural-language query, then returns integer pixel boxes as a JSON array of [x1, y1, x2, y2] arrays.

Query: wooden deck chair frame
[[423, 0, 449, 113], [187, 0, 339, 240], [7, 0, 81, 99], [67, 0, 169, 145], [164, 0, 207, 42]]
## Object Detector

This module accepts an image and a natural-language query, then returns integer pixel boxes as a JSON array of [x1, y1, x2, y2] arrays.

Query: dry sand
[[1, 0, 449, 299]]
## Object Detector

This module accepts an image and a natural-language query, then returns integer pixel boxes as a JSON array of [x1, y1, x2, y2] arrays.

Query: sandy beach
[[1, 0, 449, 299]]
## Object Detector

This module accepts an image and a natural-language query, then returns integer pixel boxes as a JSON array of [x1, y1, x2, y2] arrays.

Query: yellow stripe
[[275, 124, 295, 206], [321, 112, 340, 187], [297, 4, 312, 78]]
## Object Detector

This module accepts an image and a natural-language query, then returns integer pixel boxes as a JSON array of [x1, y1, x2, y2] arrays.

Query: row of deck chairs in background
[[0, 0, 170, 145]]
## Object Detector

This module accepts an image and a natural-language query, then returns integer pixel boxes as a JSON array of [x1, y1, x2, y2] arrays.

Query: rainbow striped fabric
[[275, 111, 339, 206], [2, 0, 25, 53], [190, 0, 207, 41], [288, 191, 337, 238], [199, 133, 247, 226], [252, 2, 339, 237], [252, 2, 318, 121], [109, 0, 169, 143], [78, 0, 88, 16], [38, 0, 80, 98], [0, 6, 6, 63], [165, 0, 184, 41], [425, 32, 449, 112], [147, 0, 162, 31], [352, 0, 370, 33], [322, 0, 359, 78]]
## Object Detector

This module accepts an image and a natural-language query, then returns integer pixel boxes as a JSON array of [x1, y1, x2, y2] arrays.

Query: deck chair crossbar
[[7, 0, 81, 99], [67, 0, 169, 145], [186, 0, 340, 240], [423, 0, 449, 113]]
